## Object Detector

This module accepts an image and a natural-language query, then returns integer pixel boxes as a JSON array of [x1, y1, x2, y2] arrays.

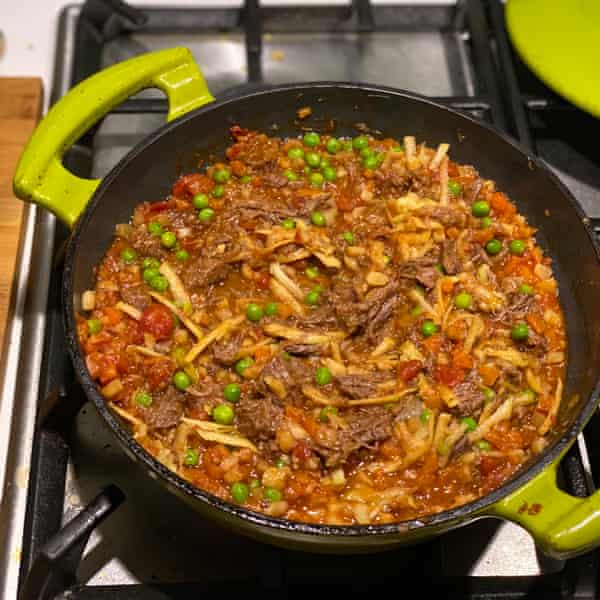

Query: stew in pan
[[77, 126, 566, 525]]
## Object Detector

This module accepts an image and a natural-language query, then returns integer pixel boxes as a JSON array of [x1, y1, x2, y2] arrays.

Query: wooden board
[[0, 78, 43, 355]]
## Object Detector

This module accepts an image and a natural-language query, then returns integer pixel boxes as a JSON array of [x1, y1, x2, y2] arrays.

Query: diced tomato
[[433, 363, 466, 386], [140, 304, 175, 340], [292, 441, 312, 462], [230, 125, 250, 141], [171, 173, 213, 198], [145, 358, 176, 390], [452, 348, 474, 370], [256, 271, 271, 289], [103, 307, 122, 326], [486, 425, 524, 451], [229, 159, 247, 177], [397, 360, 423, 382], [146, 200, 172, 213], [422, 333, 442, 355], [447, 161, 460, 177], [490, 191, 516, 217], [479, 364, 500, 386]]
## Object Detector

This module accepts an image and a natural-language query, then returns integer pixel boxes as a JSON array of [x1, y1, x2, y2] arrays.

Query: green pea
[[360, 147, 374, 159], [284, 169, 298, 181], [198, 207, 215, 222], [319, 406, 338, 423], [471, 200, 490, 218], [454, 292, 473, 310], [246, 303, 264, 322], [193, 193, 210, 210], [184, 448, 199, 466], [305, 152, 321, 168], [326, 138, 341, 154], [263, 487, 282, 503], [476, 440, 491, 451], [235, 356, 254, 376], [511, 323, 529, 341], [142, 257, 160, 270], [311, 211, 326, 227], [519, 283, 534, 295], [175, 249, 189, 262], [509, 239, 526, 255], [304, 289, 321, 306], [231, 482, 249, 503], [160, 231, 177, 248], [343, 141, 353, 152], [352, 135, 369, 151], [282, 218, 296, 230], [87, 318, 102, 335], [320, 157, 330, 168], [135, 390, 152, 407], [303, 132, 320, 147], [420, 320, 438, 337], [483, 387, 495, 404], [448, 180, 462, 196], [239, 175, 252, 184], [322, 166, 337, 182], [173, 370, 191, 390], [315, 366, 332, 386], [261, 302, 277, 317], [147, 221, 163, 236], [342, 231, 354, 245], [420, 409, 431, 424], [150, 275, 169, 292], [213, 168, 230, 183], [309, 172, 324, 187], [213, 403, 235, 425], [485, 239, 502, 255], [462, 417, 478, 432], [120, 247, 137, 263], [305, 266, 319, 279], [363, 155, 379, 170], [522, 389, 538, 404], [410, 305, 423, 317], [480, 216, 492, 228], [288, 147, 305, 159], [143, 267, 160, 283], [211, 185, 225, 198], [224, 383, 241, 403]]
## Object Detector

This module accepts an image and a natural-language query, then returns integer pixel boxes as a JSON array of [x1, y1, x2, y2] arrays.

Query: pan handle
[[488, 451, 600, 559], [13, 47, 213, 228]]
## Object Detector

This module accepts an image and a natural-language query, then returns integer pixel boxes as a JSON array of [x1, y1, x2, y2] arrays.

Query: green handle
[[490, 450, 600, 559], [13, 47, 214, 228]]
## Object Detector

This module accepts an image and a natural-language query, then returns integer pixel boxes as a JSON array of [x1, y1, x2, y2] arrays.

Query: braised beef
[[212, 331, 244, 366], [397, 255, 438, 280], [415, 267, 439, 289], [120, 284, 151, 310], [493, 293, 534, 323], [283, 343, 324, 356], [336, 375, 380, 399], [314, 407, 394, 467], [441, 240, 462, 275], [417, 205, 466, 227], [130, 228, 164, 259], [182, 257, 231, 291], [450, 382, 485, 418], [143, 388, 184, 429], [236, 394, 284, 441], [365, 282, 400, 342]]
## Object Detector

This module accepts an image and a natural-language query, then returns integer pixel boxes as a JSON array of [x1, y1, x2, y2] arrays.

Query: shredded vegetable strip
[[185, 315, 245, 363]]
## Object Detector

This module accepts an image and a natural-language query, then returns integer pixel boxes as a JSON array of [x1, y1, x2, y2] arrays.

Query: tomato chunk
[[397, 360, 423, 382], [140, 304, 175, 340]]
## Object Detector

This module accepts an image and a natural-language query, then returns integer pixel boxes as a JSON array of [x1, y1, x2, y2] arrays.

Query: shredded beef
[[143, 388, 184, 429], [314, 407, 394, 467], [397, 255, 438, 280], [283, 343, 324, 356], [120, 284, 151, 310], [236, 394, 284, 441], [441, 240, 462, 275], [415, 267, 439, 289], [417, 205, 466, 227], [130, 228, 164, 259], [212, 331, 244, 366], [182, 257, 231, 291], [336, 375, 380, 399], [450, 382, 485, 418], [493, 293, 534, 323]]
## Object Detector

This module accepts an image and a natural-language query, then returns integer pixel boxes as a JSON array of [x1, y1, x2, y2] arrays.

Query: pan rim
[[63, 81, 600, 539]]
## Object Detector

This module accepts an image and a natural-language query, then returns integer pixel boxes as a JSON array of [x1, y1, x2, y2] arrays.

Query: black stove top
[[16, 1, 600, 598]]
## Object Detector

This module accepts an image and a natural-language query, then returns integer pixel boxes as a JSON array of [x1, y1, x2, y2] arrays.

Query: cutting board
[[0, 78, 43, 355]]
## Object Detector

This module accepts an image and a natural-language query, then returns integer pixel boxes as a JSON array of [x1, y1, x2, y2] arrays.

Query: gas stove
[[2, 1, 599, 598]]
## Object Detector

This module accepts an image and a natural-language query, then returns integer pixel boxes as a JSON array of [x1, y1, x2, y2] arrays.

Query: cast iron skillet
[[14, 49, 600, 556]]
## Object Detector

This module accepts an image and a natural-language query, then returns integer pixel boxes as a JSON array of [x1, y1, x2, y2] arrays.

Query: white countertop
[[0, 0, 453, 102]]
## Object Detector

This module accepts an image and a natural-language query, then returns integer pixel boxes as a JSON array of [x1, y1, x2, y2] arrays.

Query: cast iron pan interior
[[63, 84, 600, 539]]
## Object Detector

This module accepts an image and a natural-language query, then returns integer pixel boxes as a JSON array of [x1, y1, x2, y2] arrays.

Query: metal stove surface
[[4, 2, 598, 597], [60, 4, 562, 586]]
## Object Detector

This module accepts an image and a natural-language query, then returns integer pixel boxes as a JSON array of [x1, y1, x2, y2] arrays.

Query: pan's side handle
[[487, 456, 600, 559], [13, 47, 213, 228]]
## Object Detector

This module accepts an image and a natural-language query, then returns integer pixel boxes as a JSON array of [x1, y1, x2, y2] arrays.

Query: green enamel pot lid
[[506, 0, 600, 118]]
